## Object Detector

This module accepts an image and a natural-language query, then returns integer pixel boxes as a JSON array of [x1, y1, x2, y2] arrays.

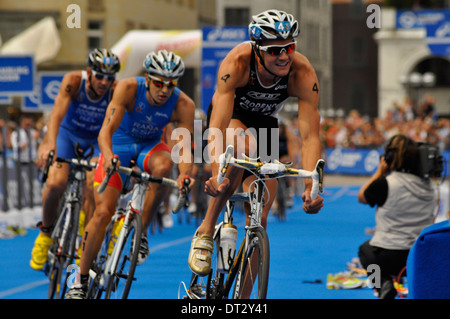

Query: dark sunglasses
[[148, 74, 178, 88], [258, 41, 297, 56], [92, 70, 115, 81]]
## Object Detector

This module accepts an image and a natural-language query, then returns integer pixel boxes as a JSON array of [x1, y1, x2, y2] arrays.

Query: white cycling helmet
[[249, 9, 300, 42], [142, 50, 185, 78]]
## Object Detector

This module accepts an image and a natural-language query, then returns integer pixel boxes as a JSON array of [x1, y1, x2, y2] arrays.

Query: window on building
[[225, 8, 249, 26], [88, 20, 103, 51]]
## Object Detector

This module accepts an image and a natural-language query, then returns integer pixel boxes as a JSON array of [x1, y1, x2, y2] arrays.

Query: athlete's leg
[[139, 143, 173, 234], [79, 155, 122, 276], [41, 162, 70, 233], [82, 156, 98, 225], [196, 118, 257, 237]]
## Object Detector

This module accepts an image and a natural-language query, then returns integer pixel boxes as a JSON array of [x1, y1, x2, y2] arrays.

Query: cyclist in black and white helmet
[[65, 50, 195, 299], [32, 48, 120, 272], [188, 9, 324, 285], [86, 48, 121, 97]]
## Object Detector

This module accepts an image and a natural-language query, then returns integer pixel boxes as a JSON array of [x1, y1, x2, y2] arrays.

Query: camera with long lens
[[416, 143, 444, 179]]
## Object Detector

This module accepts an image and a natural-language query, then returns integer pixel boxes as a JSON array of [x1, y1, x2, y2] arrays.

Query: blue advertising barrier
[[396, 9, 450, 57], [0, 55, 35, 95], [325, 147, 450, 175], [22, 72, 64, 112], [201, 27, 249, 114]]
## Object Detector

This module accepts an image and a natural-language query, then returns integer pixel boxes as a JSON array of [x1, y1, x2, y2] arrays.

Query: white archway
[[375, 9, 450, 117]]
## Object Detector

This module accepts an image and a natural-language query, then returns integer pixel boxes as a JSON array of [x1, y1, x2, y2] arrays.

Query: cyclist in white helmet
[[31, 48, 120, 271], [188, 9, 324, 278], [66, 50, 195, 299]]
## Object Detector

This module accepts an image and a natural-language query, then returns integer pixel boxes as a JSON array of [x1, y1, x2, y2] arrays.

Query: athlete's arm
[[208, 43, 250, 169], [36, 71, 81, 167], [289, 53, 323, 213], [170, 91, 196, 185], [98, 77, 137, 171]]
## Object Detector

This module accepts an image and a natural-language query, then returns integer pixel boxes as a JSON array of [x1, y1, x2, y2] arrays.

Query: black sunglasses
[[92, 70, 115, 82]]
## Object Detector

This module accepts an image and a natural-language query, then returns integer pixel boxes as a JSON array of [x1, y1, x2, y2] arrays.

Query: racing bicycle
[[87, 157, 189, 299], [43, 144, 97, 299], [182, 145, 324, 299]]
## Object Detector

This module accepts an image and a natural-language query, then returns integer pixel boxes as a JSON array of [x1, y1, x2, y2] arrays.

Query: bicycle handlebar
[[97, 156, 190, 213], [217, 145, 325, 200], [55, 157, 97, 170]]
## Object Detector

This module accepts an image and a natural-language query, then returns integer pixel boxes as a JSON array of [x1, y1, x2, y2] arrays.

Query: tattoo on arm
[[65, 85, 73, 93], [312, 83, 319, 94], [106, 108, 116, 126], [221, 74, 231, 83]]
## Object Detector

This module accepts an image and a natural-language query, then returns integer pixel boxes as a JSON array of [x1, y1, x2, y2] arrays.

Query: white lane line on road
[[0, 279, 48, 298]]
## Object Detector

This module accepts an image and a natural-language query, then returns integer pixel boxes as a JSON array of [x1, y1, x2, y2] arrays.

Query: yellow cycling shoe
[[188, 231, 214, 277], [30, 233, 53, 271]]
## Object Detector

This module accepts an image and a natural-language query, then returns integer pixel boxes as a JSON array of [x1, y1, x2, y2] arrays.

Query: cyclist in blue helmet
[[31, 48, 120, 271], [65, 50, 195, 299]]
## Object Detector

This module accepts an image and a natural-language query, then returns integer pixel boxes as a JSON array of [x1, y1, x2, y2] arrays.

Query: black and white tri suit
[[207, 42, 292, 161]]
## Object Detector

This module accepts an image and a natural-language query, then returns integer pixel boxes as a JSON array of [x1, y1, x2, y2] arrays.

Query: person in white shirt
[[10, 116, 39, 164]]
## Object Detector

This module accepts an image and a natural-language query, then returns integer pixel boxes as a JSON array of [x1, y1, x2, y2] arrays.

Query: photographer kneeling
[[357, 134, 439, 299]]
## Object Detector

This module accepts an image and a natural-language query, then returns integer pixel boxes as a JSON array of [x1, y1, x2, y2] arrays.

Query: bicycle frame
[[44, 148, 97, 299], [95, 181, 146, 292], [89, 160, 189, 299], [184, 145, 325, 299], [51, 174, 83, 264]]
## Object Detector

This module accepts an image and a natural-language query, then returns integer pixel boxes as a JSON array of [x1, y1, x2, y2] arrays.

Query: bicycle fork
[[101, 182, 146, 285]]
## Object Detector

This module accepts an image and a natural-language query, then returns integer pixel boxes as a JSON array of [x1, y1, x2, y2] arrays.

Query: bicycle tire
[[104, 213, 142, 299], [48, 201, 81, 299], [61, 202, 81, 297], [232, 227, 270, 299], [87, 218, 115, 299]]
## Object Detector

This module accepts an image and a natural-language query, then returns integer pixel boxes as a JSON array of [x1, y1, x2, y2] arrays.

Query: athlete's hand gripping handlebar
[[97, 155, 119, 194], [216, 145, 325, 200], [217, 145, 235, 184]]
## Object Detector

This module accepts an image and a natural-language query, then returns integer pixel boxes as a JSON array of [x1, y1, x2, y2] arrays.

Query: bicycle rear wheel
[[232, 227, 270, 299], [104, 213, 142, 299]]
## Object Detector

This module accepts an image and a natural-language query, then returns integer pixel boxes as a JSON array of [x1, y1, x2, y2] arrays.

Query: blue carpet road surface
[[1, 184, 381, 299]]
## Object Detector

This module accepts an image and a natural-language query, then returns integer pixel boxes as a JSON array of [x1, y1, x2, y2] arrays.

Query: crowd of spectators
[[0, 115, 45, 160], [1, 94, 450, 163], [319, 95, 450, 152]]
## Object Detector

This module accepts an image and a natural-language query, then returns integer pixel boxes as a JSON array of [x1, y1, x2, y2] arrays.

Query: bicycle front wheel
[[48, 201, 81, 299], [104, 213, 142, 299], [232, 227, 270, 299]]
